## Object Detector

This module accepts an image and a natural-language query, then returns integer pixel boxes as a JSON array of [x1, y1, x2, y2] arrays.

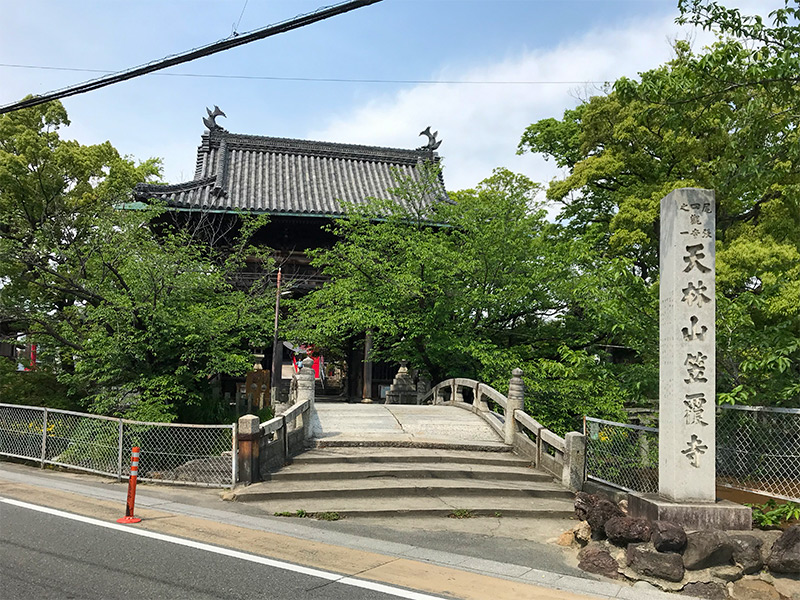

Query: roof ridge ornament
[[419, 126, 442, 151], [203, 105, 227, 130]]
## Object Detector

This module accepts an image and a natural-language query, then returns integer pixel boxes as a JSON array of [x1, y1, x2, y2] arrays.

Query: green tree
[[0, 102, 274, 421], [285, 165, 633, 432], [519, 3, 800, 407]]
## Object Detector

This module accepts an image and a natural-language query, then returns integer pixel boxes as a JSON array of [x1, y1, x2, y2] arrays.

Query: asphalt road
[[0, 501, 439, 600]]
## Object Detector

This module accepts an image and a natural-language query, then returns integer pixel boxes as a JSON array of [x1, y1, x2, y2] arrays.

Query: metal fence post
[[117, 419, 124, 481], [231, 422, 238, 488], [40, 408, 48, 467]]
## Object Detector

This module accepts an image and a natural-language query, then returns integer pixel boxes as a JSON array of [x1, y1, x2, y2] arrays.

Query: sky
[[0, 0, 780, 197]]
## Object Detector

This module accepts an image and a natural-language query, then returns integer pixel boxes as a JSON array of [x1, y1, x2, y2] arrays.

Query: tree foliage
[[285, 165, 636, 432], [518, 2, 800, 407], [0, 102, 274, 421]]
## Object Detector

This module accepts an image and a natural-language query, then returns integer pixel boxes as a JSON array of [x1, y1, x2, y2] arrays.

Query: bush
[[0, 358, 81, 410]]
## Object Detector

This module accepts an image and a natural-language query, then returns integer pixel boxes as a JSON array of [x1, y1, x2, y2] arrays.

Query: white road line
[[0, 496, 445, 600]]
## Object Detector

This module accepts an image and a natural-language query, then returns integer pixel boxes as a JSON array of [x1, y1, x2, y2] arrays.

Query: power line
[[0, 0, 384, 115], [233, 0, 250, 35], [0, 63, 607, 86]]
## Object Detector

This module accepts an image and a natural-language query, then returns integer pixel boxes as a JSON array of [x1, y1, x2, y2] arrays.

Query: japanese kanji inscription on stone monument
[[629, 188, 748, 528], [660, 188, 716, 502]]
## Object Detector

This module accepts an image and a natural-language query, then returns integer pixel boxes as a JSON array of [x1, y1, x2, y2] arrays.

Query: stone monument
[[385, 361, 417, 404], [629, 188, 750, 530], [244, 363, 270, 413]]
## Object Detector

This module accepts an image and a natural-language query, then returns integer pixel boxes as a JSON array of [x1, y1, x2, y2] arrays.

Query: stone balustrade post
[[237, 414, 261, 485], [562, 432, 587, 492], [454, 383, 465, 404], [297, 358, 315, 402], [416, 376, 430, 405], [298, 357, 322, 440], [473, 383, 488, 412], [436, 386, 447, 405], [504, 368, 524, 446]]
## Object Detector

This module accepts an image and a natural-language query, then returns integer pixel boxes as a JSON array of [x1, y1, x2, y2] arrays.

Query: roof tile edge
[[203, 128, 438, 166]]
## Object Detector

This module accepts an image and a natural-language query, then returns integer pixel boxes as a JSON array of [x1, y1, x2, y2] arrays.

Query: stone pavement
[[312, 403, 505, 448], [0, 461, 703, 599]]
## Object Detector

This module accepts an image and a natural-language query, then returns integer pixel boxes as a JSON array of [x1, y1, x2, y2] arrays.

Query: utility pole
[[270, 268, 283, 407]]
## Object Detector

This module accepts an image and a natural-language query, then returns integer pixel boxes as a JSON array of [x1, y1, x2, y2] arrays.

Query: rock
[[632, 580, 660, 593], [747, 531, 785, 571], [729, 534, 764, 575], [769, 574, 800, 600], [591, 505, 625, 538], [684, 530, 734, 570], [605, 516, 652, 545], [578, 543, 620, 579], [556, 531, 575, 547], [627, 542, 685, 582], [618, 499, 629, 515], [620, 566, 685, 592], [711, 564, 744, 582], [589, 500, 625, 537], [767, 524, 800, 574], [574, 521, 592, 546], [575, 492, 624, 538], [680, 581, 728, 599], [575, 491, 596, 521], [751, 530, 784, 563], [653, 520, 688, 552], [730, 578, 781, 600]]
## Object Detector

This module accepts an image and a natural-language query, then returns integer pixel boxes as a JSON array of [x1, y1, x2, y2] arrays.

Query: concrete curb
[[260, 507, 577, 519], [226, 484, 573, 502]]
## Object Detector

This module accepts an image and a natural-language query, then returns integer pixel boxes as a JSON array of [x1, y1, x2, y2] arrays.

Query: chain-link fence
[[0, 403, 236, 488], [585, 407, 800, 502], [717, 405, 800, 502], [585, 417, 659, 494]]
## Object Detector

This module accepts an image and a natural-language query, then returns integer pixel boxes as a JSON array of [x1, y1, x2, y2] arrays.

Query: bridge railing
[[236, 357, 318, 485], [419, 370, 585, 491]]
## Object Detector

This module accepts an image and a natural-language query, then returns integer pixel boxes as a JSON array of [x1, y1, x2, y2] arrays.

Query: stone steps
[[227, 477, 572, 501], [226, 446, 575, 519], [292, 447, 531, 468], [313, 438, 513, 452], [266, 464, 552, 483]]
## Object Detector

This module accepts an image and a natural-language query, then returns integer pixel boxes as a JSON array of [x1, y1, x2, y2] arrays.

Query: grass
[[315, 512, 341, 521], [273, 509, 341, 521], [274, 509, 308, 518], [448, 509, 474, 519]]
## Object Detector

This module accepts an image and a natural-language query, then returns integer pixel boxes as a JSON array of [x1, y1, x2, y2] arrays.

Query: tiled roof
[[134, 126, 446, 217]]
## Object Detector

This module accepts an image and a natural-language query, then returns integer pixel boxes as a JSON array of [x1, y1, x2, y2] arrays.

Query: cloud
[[309, 12, 705, 196]]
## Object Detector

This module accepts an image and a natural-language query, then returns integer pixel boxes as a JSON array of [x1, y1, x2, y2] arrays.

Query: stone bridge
[[228, 361, 585, 518]]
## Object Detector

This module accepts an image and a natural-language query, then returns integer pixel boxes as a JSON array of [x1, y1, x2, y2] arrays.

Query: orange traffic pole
[[117, 446, 142, 524]]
